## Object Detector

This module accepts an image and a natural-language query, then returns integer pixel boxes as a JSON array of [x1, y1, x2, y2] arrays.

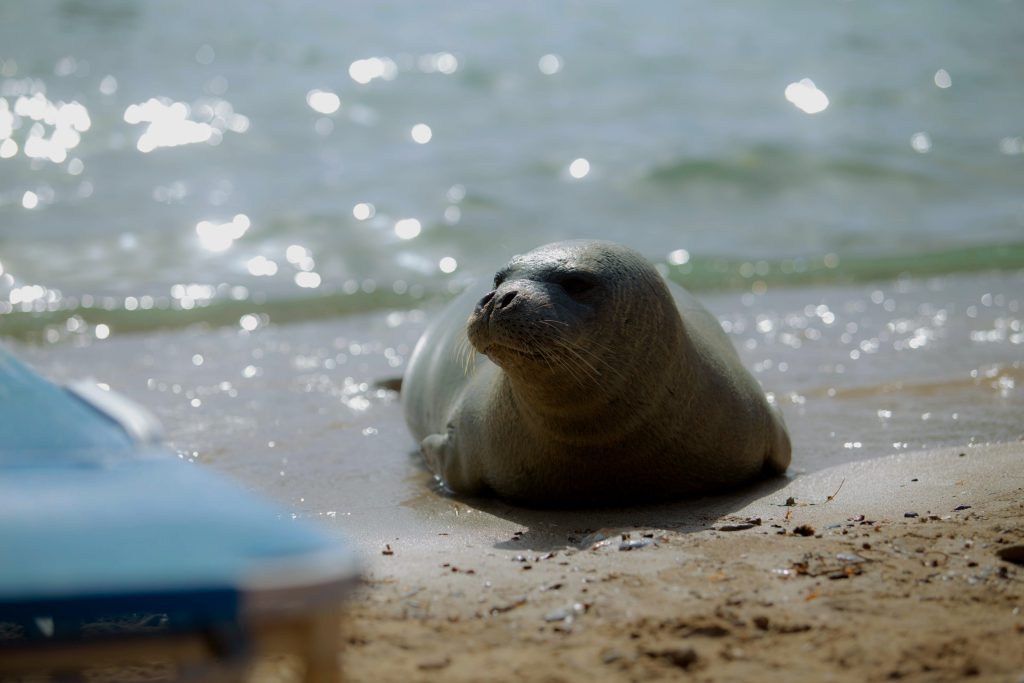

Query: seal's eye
[[559, 275, 596, 297]]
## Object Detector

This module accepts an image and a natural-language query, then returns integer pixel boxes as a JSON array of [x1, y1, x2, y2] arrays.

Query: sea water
[[2, 3, 1022, 532]]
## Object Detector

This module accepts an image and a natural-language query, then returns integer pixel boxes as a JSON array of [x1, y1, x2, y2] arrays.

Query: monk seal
[[402, 240, 791, 506]]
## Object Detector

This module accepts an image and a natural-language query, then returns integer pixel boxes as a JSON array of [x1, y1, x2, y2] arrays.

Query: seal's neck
[[500, 327, 699, 446]]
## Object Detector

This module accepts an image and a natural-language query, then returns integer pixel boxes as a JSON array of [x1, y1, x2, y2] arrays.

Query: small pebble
[[653, 646, 698, 670], [417, 656, 450, 671], [904, 512, 919, 518]]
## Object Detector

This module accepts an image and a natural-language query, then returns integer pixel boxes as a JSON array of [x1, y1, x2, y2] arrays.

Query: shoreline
[[342, 443, 1024, 682]]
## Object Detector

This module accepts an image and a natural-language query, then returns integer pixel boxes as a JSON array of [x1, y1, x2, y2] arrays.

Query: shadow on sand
[[445, 475, 793, 553]]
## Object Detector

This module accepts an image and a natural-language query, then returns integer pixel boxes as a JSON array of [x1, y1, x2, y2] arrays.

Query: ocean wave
[[3, 242, 1023, 343], [644, 146, 936, 192]]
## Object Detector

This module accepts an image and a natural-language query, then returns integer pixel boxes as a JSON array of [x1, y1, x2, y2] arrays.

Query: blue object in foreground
[[0, 346, 359, 682]]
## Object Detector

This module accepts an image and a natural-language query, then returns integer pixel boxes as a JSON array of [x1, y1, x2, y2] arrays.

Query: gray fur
[[402, 240, 791, 506]]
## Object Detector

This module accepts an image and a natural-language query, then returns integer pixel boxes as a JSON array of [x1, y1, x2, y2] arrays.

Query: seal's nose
[[497, 290, 518, 309], [475, 291, 495, 313]]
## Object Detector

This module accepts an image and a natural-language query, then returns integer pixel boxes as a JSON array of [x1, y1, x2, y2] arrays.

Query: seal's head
[[467, 240, 682, 392]]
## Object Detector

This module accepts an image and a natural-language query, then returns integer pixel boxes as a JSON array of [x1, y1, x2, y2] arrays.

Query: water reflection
[[195, 214, 250, 252], [784, 78, 829, 114], [538, 54, 563, 75], [306, 89, 340, 115], [246, 256, 278, 277], [353, 203, 375, 220], [348, 57, 397, 85], [910, 132, 932, 153], [568, 157, 590, 179], [394, 218, 422, 240], [410, 123, 432, 144], [0, 91, 91, 164], [123, 96, 247, 152]]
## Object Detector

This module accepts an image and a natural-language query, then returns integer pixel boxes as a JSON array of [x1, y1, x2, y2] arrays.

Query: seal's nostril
[[498, 291, 517, 309], [476, 291, 496, 311]]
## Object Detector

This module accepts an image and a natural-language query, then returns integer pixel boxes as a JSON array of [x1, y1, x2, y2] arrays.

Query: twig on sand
[[826, 478, 846, 503]]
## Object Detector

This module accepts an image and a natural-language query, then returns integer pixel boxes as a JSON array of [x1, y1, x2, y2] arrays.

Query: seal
[[402, 240, 791, 506]]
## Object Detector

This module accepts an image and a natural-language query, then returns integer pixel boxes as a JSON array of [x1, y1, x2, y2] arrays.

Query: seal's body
[[403, 240, 790, 506]]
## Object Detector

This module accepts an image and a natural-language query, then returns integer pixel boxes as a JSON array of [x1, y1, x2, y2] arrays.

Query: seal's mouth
[[482, 343, 545, 362]]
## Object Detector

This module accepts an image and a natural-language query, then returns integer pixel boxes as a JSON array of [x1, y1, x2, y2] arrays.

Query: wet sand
[[343, 443, 1024, 682]]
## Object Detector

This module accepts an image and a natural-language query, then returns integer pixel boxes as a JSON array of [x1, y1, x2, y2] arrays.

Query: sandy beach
[[13, 270, 1023, 682], [342, 444, 1024, 682]]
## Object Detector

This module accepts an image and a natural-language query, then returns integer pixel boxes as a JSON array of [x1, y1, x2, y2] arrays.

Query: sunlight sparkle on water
[[420, 52, 458, 75], [246, 255, 278, 277], [6, 95, 91, 163], [411, 123, 432, 144], [910, 132, 932, 153], [126, 99, 211, 152], [306, 89, 340, 115], [196, 214, 250, 252], [239, 315, 260, 332], [124, 96, 247, 152], [21, 191, 38, 209], [538, 54, 563, 75], [352, 202, 375, 220], [784, 78, 829, 114], [394, 218, 422, 240], [439, 256, 458, 274], [568, 158, 590, 179], [934, 69, 952, 89], [667, 249, 690, 266], [99, 74, 118, 95], [294, 271, 321, 289], [0, 100, 14, 139], [285, 245, 310, 264], [348, 57, 397, 85]]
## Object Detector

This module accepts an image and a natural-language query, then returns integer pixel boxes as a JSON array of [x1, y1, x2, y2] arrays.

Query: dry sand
[[339, 443, 1024, 682]]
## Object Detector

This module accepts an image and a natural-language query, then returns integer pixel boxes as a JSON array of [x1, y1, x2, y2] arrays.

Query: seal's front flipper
[[419, 431, 485, 496]]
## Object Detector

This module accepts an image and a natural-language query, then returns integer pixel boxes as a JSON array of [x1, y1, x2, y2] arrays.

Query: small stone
[[417, 656, 450, 671], [657, 646, 698, 670], [954, 504, 972, 511], [836, 552, 867, 563], [792, 525, 815, 536], [904, 512, 919, 518]]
